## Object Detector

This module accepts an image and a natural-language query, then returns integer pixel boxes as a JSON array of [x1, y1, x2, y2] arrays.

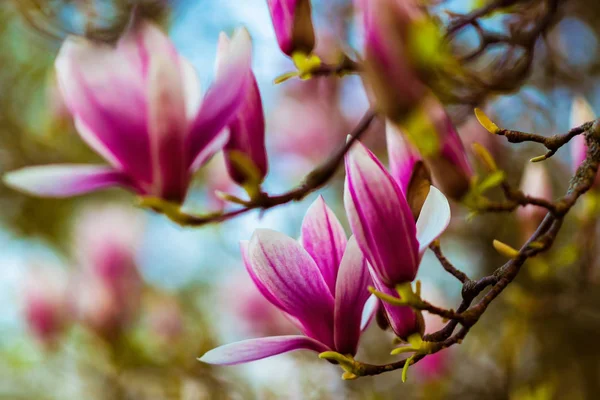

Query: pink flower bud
[[22, 266, 71, 347], [267, 0, 316, 56], [355, 0, 430, 119], [216, 33, 268, 185], [516, 163, 552, 240], [423, 98, 474, 200]]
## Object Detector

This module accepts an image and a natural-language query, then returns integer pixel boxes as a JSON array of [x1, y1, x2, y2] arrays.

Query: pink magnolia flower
[[22, 266, 71, 347], [73, 204, 144, 338], [516, 163, 552, 240], [355, 0, 429, 119], [216, 33, 268, 185], [344, 140, 450, 338], [199, 197, 373, 365], [4, 21, 253, 203], [267, 0, 315, 56], [570, 96, 596, 179]]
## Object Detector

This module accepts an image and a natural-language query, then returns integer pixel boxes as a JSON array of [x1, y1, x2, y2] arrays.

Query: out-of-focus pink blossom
[[5, 21, 254, 203], [73, 204, 144, 339], [570, 97, 597, 184], [145, 295, 184, 343], [516, 163, 552, 240], [266, 0, 315, 57], [424, 98, 474, 200], [355, 0, 430, 119], [22, 266, 71, 347]]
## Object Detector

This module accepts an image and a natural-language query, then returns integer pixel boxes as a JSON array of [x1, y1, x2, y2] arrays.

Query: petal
[[360, 294, 378, 332], [241, 241, 304, 331], [186, 28, 252, 168], [188, 129, 230, 173], [386, 122, 421, 195], [369, 266, 419, 340], [344, 140, 419, 286], [56, 31, 150, 183], [334, 236, 372, 355], [4, 165, 132, 197], [300, 196, 347, 294], [416, 186, 451, 257], [224, 74, 268, 184], [248, 229, 335, 348], [198, 335, 329, 365], [146, 52, 188, 202], [180, 57, 203, 122]]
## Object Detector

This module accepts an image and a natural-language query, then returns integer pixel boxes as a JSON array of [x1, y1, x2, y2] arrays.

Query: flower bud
[[356, 0, 441, 120], [422, 98, 474, 200], [516, 163, 552, 240], [216, 33, 268, 185], [267, 0, 316, 57]]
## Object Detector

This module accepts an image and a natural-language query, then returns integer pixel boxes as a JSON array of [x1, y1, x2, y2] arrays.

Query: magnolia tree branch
[[346, 119, 600, 378]]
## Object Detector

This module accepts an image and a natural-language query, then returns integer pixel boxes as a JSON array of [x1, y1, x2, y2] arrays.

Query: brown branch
[[350, 119, 600, 378]]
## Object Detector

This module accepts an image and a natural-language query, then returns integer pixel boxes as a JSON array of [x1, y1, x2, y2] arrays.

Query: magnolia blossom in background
[[355, 0, 429, 120], [220, 270, 295, 338], [22, 266, 71, 347], [200, 197, 373, 365], [266, 0, 315, 57], [344, 139, 450, 338], [72, 204, 144, 339], [570, 96, 597, 185], [516, 163, 552, 240], [423, 99, 474, 201], [4, 21, 254, 203]]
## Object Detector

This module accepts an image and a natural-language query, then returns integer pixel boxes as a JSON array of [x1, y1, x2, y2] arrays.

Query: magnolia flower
[[199, 197, 373, 365], [386, 122, 431, 219], [344, 139, 449, 339], [355, 0, 430, 120], [22, 266, 71, 347], [570, 96, 596, 178], [216, 33, 268, 185], [267, 0, 315, 57], [516, 163, 552, 240], [4, 21, 253, 203], [73, 204, 144, 338], [345, 139, 451, 287]]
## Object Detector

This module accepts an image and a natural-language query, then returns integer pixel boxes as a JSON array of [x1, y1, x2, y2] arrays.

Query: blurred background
[[1, 0, 600, 398]]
